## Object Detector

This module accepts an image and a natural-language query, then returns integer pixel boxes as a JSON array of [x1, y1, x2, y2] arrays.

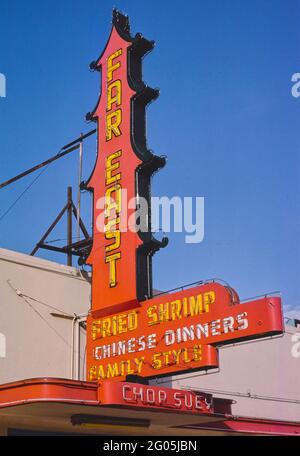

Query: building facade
[[0, 247, 299, 435]]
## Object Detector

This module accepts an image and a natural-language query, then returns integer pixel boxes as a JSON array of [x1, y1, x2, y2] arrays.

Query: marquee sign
[[85, 10, 284, 383], [87, 283, 283, 381], [85, 9, 167, 317]]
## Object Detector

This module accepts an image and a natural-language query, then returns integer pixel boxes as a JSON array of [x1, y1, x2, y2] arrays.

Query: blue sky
[[0, 0, 299, 315]]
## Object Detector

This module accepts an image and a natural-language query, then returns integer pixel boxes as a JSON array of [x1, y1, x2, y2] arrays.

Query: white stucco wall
[[160, 325, 300, 422], [0, 248, 90, 383]]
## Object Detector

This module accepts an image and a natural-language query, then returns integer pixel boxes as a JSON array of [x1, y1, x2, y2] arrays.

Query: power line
[[180, 385, 300, 405], [0, 129, 96, 190], [0, 165, 49, 223], [7, 280, 71, 347], [0, 129, 97, 223], [0, 144, 79, 190], [15, 289, 74, 316]]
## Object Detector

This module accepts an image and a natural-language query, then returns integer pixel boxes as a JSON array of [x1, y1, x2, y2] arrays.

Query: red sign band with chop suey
[[98, 381, 214, 414]]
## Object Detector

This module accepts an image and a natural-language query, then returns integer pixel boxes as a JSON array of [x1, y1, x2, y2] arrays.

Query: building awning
[[0, 378, 299, 436]]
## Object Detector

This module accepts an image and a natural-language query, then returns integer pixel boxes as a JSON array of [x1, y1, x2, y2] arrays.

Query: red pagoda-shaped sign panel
[[85, 10, 167, 317]]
